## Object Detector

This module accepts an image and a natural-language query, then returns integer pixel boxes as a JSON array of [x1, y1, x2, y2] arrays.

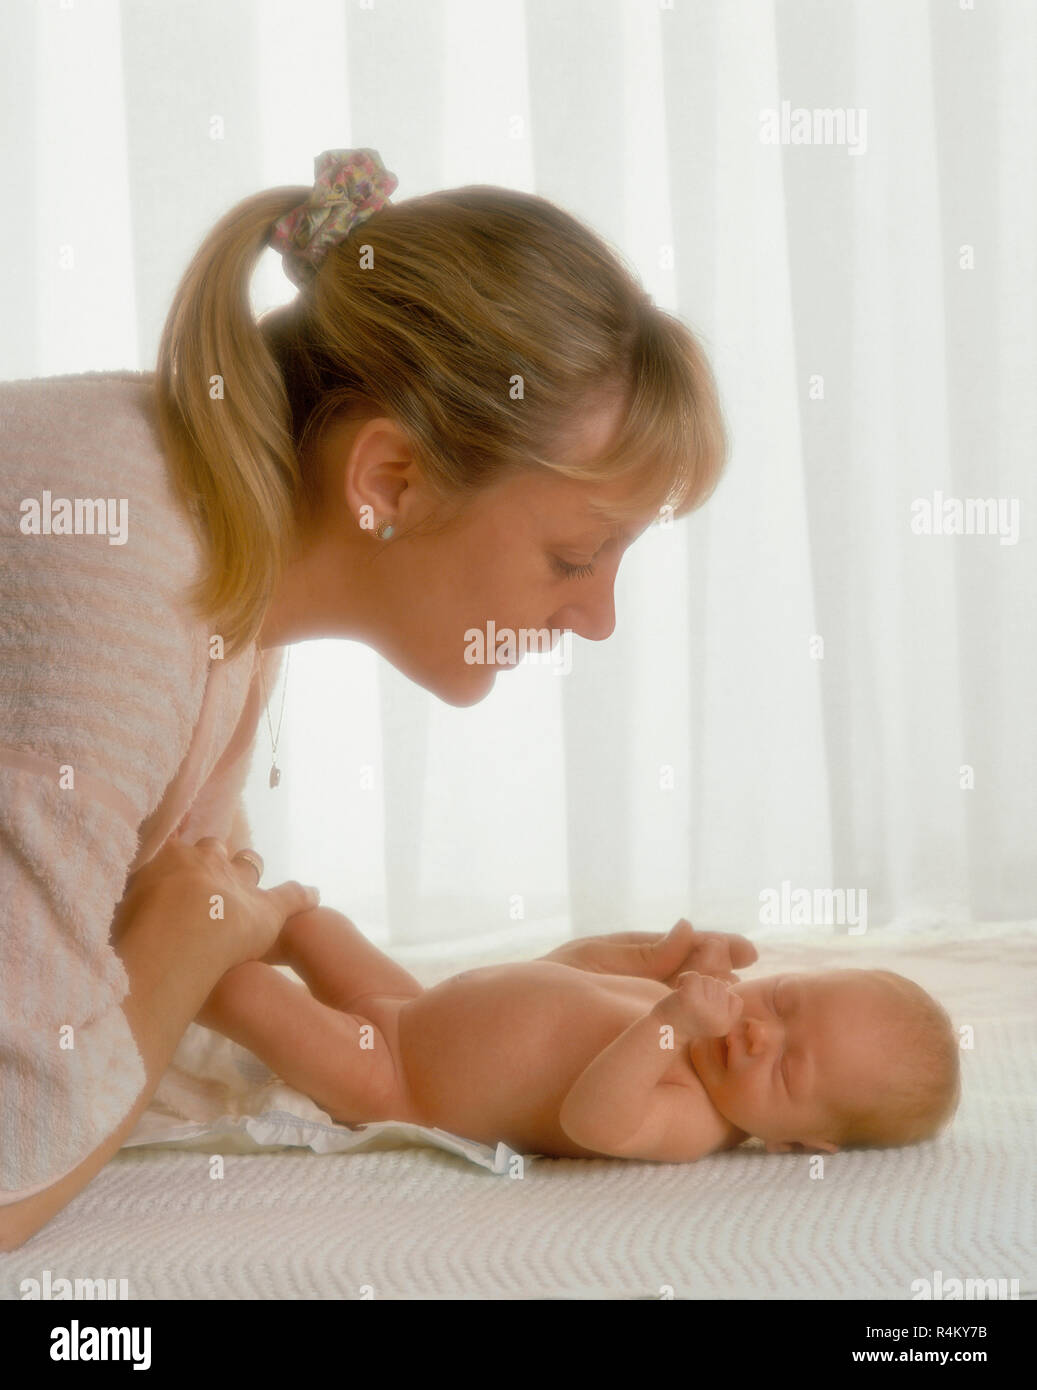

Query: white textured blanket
[[1, 924, 1033, 1300]]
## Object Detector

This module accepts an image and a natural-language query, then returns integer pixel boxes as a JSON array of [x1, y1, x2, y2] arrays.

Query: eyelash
[[553, 557, 596, 580], [773, 983, 788, 1086]]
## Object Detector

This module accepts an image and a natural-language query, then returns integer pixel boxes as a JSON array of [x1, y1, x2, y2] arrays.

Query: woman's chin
[[397, 656, 498, 707], [439, 663, 499, 707]]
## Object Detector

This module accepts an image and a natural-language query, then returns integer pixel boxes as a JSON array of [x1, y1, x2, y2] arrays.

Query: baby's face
[[687, 969, 893, 1153]]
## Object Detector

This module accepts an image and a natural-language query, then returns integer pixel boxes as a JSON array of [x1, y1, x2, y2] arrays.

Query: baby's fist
[[654, 971, 743, 1038]]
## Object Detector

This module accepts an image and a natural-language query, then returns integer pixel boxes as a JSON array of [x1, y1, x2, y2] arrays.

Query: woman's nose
[[552, 577, 617, 643]]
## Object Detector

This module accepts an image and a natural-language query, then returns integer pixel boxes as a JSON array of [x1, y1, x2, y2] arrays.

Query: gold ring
[[231, 849, 264, 884]]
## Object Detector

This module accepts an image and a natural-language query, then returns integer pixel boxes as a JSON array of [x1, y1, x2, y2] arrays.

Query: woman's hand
[[111, 836, 320, 971], [540, 918, 757, 987]]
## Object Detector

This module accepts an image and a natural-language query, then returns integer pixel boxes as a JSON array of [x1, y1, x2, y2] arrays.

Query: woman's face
[[314, 395, 657, 705]]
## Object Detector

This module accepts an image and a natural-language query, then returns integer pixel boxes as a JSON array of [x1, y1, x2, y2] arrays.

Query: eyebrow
[[564, 524, 626, 549]]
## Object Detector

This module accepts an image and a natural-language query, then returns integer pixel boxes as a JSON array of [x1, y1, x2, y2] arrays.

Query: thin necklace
[[257, 648, 291, 788]]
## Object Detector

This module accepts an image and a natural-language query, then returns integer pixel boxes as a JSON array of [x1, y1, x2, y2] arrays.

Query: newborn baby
[[198, 908, 961, 1160]]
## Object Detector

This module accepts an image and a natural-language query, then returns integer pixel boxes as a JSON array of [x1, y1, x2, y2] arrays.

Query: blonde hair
[[156, 182, 729, 657], [829, 971, 961, 1150]]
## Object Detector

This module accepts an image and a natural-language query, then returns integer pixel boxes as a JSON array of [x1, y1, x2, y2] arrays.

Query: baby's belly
[[396, 961, 684, 1157]]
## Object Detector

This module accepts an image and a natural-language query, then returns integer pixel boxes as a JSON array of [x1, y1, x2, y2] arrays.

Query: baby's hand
[[539, 917, 756, 986], [653, 971, 743, 1039], [661, 920, 757, 987]]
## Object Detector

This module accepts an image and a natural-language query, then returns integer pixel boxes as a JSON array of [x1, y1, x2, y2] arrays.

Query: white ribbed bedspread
[[1, 924, 1033, 1300]]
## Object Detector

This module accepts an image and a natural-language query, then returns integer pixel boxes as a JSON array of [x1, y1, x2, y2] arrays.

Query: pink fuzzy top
[[0, 371, 281, 1198]]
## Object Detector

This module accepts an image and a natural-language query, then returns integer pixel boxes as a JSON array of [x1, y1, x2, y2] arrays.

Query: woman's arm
[[0, 841, 317, 1251], [0, 883, 235, 1250]]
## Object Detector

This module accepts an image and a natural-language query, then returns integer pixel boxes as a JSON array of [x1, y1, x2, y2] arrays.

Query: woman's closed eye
[[551, 528, 625, 581], [552, 555, 596, 580]]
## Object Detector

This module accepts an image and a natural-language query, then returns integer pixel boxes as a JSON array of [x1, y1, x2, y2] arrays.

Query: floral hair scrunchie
[[269, 148, 398, 289]]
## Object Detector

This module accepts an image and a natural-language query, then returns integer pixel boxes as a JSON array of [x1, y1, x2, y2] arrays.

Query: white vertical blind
[[3, 0, 1033, 951]]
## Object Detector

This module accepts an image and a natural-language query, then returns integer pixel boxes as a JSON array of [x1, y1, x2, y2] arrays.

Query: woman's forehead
[[497, 467, 652, 531], [552, 389, 629, 461]]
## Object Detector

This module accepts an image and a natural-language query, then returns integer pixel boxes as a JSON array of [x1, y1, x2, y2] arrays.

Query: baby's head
[[688, 967, 960, 1154]]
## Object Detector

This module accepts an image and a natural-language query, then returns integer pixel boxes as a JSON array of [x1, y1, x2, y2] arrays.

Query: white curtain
[[3, 0, 1034, 958]]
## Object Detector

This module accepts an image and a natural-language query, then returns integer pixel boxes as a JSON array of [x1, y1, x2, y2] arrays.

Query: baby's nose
[[741, 1016, 775, 1055]]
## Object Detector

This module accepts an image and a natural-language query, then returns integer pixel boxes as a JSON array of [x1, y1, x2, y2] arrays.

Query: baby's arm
[[540, 920, 756, 987], [558, 973, 743, 1162]]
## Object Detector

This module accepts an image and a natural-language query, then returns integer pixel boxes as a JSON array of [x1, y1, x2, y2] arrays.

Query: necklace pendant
[[269, 764, 281, 789]]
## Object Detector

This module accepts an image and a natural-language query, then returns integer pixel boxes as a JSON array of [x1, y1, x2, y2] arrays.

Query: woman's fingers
[[192, 837, 263, 887], [229, 849, 264, 885], [188, 838, 317, 917], [192, 839, 320, 918]]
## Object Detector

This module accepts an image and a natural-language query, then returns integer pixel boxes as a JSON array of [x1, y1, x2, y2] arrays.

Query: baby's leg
[[280, 906, 423, 1011], [199, 961, 404, 1121]]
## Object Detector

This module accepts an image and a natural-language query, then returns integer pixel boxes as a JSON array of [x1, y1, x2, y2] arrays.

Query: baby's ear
[[766, 1138, 840, 1155]]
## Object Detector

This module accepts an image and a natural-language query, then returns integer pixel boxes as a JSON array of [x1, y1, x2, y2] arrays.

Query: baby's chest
[[397, 966, 688, 1124]]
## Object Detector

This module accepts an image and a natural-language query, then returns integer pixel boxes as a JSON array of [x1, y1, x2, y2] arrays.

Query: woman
[[0, 149, 728, 1244]]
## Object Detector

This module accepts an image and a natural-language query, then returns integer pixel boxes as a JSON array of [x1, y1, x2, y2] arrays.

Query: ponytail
[[155, 188, 309, 657]]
